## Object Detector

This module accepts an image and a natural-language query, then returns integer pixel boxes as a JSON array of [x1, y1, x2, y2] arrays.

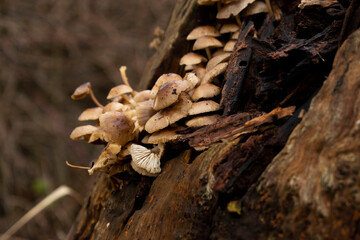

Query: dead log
[[67, 1, 359, 239]]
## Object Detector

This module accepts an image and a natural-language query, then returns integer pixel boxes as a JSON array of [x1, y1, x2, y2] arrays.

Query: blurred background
[[0, 0, 175, 239]]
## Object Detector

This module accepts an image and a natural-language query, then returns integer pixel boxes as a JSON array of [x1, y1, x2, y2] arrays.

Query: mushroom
[[242, 1, 269, 16], [180, 52, 207, 66], [89, 111, 135, 145], [129, 143, 165, 176], [103, 102, 129, 113], [88, 143, 122, 175], [206, 52, 231, 72], [136, 99, 156, 128], [193, 36, 223, 59], [152, 79, 191, 111], [70, 125, 98, 141], [224, 39, 237, 52], [106, 84, 133, 99], [78, 107, 103, 121], [146, 126, 185, 144], [185, 114, 221, 127], [145, 92, 192, 133], [151, 73, 183, 95], [217, 0, 256, 19], [71, 82, 103, 107], [191, 67, 206, 80], [186, 25, 220, 40], [220, 23, 240, 34], [201, 62, 228, 84], [191, 83, 221, 101], [133, 90, 154, 103], [188, 100, 221, 115]]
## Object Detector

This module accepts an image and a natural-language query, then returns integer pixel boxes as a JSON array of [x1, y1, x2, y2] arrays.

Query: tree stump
[[67, 0, 360, 239]]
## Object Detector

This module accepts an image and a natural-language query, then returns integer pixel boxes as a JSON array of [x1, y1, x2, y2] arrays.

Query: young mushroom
[[71, 82, 103, 108], [193, 36, 223, 60], [151, 73, 183, 95]]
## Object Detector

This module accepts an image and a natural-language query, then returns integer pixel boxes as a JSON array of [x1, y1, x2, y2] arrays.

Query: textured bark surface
[[67, 1, 360, 239]]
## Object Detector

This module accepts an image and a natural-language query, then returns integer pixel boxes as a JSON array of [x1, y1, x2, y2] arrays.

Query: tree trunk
[[67, 0, 360, 239]]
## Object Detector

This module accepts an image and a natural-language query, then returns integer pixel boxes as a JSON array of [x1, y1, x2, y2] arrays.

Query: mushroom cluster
[[69, 0, 274, 178]]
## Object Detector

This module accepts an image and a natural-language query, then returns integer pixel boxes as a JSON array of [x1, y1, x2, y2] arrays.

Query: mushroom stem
[[122, 94, 137, 108], [235, 15, 242, 27], [119, 66, 132, 88], [89, 89, 104, 108], [66, 161, 90, 170], [265, 0, 273, 15], [205, 47, 212, 60]]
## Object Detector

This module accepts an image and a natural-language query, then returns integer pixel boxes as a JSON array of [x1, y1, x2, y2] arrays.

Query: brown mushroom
[[220, 23, 240, 34], [151, 73, 183, 95], [201, 62, 228, 84], [70, 125, 98, 141], [188, 100, 221, 115], [180, 52, 207, 66], [191, 83, 221, 101], [242, 1, 269, 16], [106, 84, 133, 99], [71, 82, 103, 107], [193, 36, 223, 59], [78, 107, 103, 121], [129, 143, 165, 176], [185, 114, 221, 127], [216, 0, 256, 19], [224, 39, 237, 52], [186, 26, 220, 40], [145, 92, 192, 133], [88, 143, 122, 175], [206, 52, 231, 72]]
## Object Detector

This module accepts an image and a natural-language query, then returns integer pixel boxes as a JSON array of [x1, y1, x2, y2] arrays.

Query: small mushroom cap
[[187, 26, 220, 40], [107, 84, 133, 99], [78, 107, 103, 121], [90, 111, 135, 145], [186, 114, 221, 127], [130, 144, 161, 175], [70, 125, 98, 141], [192, 83, 221, 101], [146, 126, 185, 144], [206, 52, 231, 72], [133, 90, 155, 103], [232, 30, 240, 40], [136, 99, 156, 127], [145, 92, 192, 133], [220, 23, 240, 34], [188, 100, 221, 115], [71, 82, 91, 100], [216, 0, 256, 19], [224, 40, 237, 52], [193, 36, 223, 51], [212, 49, 226, 57], [153, 80, 190, 111], [180, 52, 208, 66], [242, 1, 268, 16], [88, 143, 122, 175], [151, 73, 182, 95], [202, 62, 228, 84], [103, 102, 129, 113]]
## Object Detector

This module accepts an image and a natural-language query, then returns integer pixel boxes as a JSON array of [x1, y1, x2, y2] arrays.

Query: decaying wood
[[68, 1, 358, 239], [211, 27, 360, 240]]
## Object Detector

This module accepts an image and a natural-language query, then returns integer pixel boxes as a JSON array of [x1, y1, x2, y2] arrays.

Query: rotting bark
[[68, 1, 359, 239]]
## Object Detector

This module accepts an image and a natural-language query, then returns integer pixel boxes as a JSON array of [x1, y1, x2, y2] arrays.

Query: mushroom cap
[[202, 62, 228, 84], [232, 30, 240, 40], [186, 114, 221, 127], [130, 144, 161, 175], [216, 0, 256, 19], [193, 36, 223, 51], [151, 73, 182, 95], [242, 1, 268, 16], [71, 82, 91, 100], [187, 26, 220, 40], [224, 39, 237, 52], [90, 111, 135, 145], [133, 90, 155, 103], [106, 84, 133, 99], [136, 99, 156, 127], [206, 52, 231, 72], [88, 143, 122, 175], [78, 107, 103, 121], [220, 23, 240, 34], [192, 83, 221, 101], [212, 49, 226, 57], [70, 125, 98, 141], [153, 79, 190, 111], [145, 92, 192, 133], [188, 100, 221, 115], [180, 52, 208, 66], [146, 126, 185, 144]]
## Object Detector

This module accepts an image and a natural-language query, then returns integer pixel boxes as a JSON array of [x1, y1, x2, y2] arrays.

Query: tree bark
[[67, 1, 360, 239]]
